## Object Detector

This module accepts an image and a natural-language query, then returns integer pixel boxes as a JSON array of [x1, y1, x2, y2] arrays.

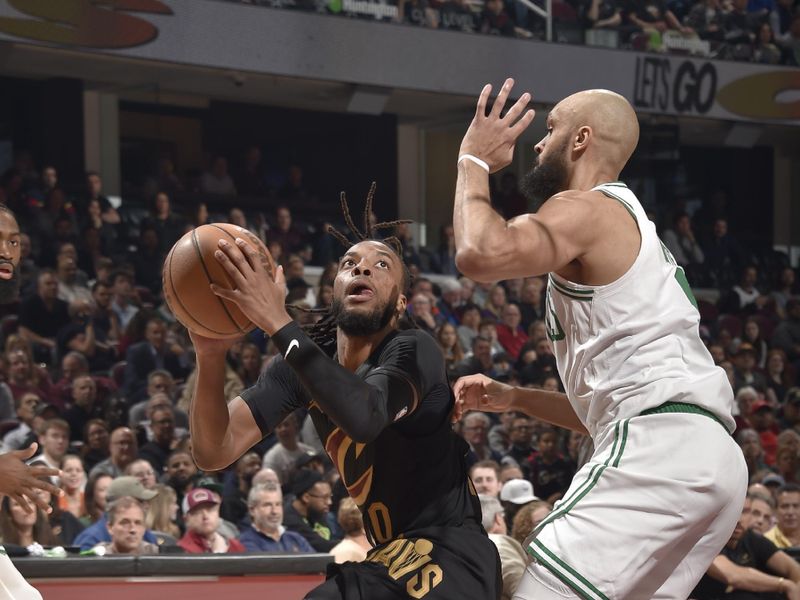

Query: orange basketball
[[162, 223, 276, 339]]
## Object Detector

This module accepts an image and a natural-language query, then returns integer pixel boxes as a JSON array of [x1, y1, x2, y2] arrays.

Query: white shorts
[[518, 409, 747, 600]]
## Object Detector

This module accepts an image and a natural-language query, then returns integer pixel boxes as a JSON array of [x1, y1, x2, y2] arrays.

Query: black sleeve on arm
[[240, 356, 311, 435], [271, 321, 421, 444]]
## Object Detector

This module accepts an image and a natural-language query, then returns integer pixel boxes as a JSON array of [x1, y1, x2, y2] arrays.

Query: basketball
[[162, 223, 276, 339]]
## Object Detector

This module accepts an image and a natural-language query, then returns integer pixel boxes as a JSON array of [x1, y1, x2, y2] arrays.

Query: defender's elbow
[[192, 448, 229, 472], [456, 248, 495, 283]]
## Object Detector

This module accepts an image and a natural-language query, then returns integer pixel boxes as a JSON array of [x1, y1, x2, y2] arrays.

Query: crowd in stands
[[230, 0, 800, 65], [0, 154, 799, 597]]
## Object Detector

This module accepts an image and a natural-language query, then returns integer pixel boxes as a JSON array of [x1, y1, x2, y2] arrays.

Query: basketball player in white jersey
[[451, 80, 748, 599]]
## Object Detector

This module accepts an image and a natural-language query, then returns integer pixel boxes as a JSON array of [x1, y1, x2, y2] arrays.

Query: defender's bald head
[[552, 89, 639, 172]]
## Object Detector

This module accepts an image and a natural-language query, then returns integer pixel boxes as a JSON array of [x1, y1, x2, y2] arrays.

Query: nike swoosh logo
[[285, 339, 299, 359]]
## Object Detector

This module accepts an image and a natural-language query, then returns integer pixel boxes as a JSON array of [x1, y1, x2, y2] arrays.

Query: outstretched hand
[[459, 78, 536, 173], [211, 237, 293, 336], [0, 444, 62, 514], [452, 373, 515, 422]]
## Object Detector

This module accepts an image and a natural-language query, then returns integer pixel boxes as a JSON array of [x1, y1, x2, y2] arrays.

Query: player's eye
[[342, 258, 355, 267], [376, 260, 389, 269]]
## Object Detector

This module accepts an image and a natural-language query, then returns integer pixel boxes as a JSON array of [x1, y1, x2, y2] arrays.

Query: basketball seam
[[190, 228, 249, 334], [165, 244, 235, 336]]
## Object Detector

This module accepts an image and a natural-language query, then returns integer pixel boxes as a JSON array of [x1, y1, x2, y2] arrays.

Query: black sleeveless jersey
[[241, 329, 483, 545]]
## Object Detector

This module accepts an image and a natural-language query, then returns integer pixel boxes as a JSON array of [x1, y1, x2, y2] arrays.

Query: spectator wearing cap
[[499, 478, 539, 533], [239, 483, 314, 553], [763, 473, 787, 502], [779, 388, 800, 433], [73, 476, 160, 550], [283, 470, 338, 552], [734, 343, 768, 394], [479, 494, 527, 600], [751, 399, 779, 466], [92, 496, 158, 556], [772, 299, 800, 363], [178, 488, 245, 554], [765, 484, 800, 548], [262, 413, 315, 485], [470, 460, 503, 498], [222, 452, 262, 528], [89, 427, 138, 479]]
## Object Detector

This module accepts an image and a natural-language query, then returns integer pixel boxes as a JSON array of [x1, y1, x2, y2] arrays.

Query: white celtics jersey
[[544, 182, 736, 437]]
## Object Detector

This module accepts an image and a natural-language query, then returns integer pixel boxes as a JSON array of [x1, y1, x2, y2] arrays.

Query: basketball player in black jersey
[[190, 189, 501, 600]]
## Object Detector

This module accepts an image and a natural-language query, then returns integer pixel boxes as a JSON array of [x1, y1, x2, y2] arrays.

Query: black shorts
[[304, 524, 501, 600]]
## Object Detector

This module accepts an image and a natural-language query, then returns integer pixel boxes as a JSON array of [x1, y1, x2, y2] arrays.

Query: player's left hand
[[452, 373, 515, 422], [458, 77, 536, 174], [211, 237, 293, 336]]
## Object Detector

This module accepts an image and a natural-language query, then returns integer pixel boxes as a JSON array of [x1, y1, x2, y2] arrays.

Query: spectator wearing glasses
[[89, 427, 138, 479], [125, 459, 157, 490], [282, 470, 338, 552]]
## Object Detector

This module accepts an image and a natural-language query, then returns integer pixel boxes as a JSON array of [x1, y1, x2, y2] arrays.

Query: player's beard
[[0, 262, 20, 304], [520, 139, 570, 211], [332, 289, 399, 337]]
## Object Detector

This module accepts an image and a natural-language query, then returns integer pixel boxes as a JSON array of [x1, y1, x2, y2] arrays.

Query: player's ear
[[396, 293, 407, 316], [574, 126, 591, 153]]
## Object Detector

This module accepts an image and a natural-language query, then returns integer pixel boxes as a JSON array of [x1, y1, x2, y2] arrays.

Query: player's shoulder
[[384, 329, 439, 353]]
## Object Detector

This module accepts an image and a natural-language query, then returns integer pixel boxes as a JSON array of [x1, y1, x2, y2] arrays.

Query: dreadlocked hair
[[286, 182, 414, 355]]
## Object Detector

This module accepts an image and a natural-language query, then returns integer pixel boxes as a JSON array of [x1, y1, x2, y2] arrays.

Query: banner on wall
[[0, 0, 796, 124]]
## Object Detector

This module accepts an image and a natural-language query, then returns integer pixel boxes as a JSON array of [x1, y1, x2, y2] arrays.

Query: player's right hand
[[452, 374, 515, 422], [0, 443, 62, 514]]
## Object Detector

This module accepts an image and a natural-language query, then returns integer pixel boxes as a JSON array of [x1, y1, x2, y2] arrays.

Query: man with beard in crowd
[[453, 81, 745, 599], [221, 451, 262, 528], [0, 206, 62, 600], [189, 191, 501, 600]]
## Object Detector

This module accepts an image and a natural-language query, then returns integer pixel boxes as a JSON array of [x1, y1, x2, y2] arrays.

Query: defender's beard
[[520, 140, 571, 211]]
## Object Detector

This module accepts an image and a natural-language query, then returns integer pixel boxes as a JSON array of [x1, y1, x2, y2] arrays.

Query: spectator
[[129, 370, 176, 424], [703, 218, 743, 280], [765, 349, 794, 405], [90, 427, 138, 479], [771, 267, 796, 320], [330, 497, 371, 563], [772, 298, 800, 363], [469, 460, 503, 498], [221, 452, 262, 528], [482, 284, 507, 322], [269, 207, 305, 255], [503, 415, 537, 480], [741, 318, 769, 370], [770, 0, 796, 41], [753, 21, 783, 62], [178, 488, 245, 553], [730, 266, 769, 314], [122, 317, 187, 402], [627, 0, 687, 36], [662, 212, 705, 267], [236, 343, 263, 389], [137, 406, 176, 476], [518, 280, 544, 332], [18, 270, 69, 363], [436, 323, 464, 376], [499, 478, 539, 533], [2, 392, 40, 452], [750, 399, 779, 465], [34, 418, 69, 476], [5, 345, 55, 407], [90, 280, 121, 342], [499, 464, 525, 485], [429, 224, 458, 276], [125, 459, 157, 490], [457, 303, 482, 354], [775, 446, 800, 485], [725, 0, 760, 45], [200, 156, 237, 196], [436, 278, 462, 326], [479, 0, 516, 35], [479, 320, 506, 356], [83, 172, 120, 225], [734, 344, 768, 393], [55, 255, 91, 305], [584, 0, 623, 29], [145, 192, 184, 254], [496, 303, 529, 361], [74, 476, 159, 550], [82, 472, 112, 526], [57, 300, 115, 373], [510, 499, 553, 547], [747, 492, 776, 535], [461, 411, 502, 467], [738, 428, 770, 483], [164, 449, 198, 501], [528, 426, 576, 504], [262, 413, 315, 485], [0, 495, 58, 548], [109, 270, 139, 332], [130, 226, 164, 295], [685, 0, 726, 40], [765, 484, 800, 548], [234, 146, 266, 197], [239, 483, 314, 553], [81, 419, 110, 472], [454, 336, 499, 378], [282, 470, 337, 552], [145, 483, 180, 539], [489, 410, 518, 456], [479, 494, 528, 600], [91, 496, 159, 555], [186, 202, 210, 230], [693, 494, 800, 598], [136, 393, 190, 442], [62, 376, 105, 444], [35, 465, 85, 546]]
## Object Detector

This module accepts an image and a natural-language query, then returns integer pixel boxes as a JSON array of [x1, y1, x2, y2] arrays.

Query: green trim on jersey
[[549, 276, 594, 302], [674, 267, 698, 308], [597, 188, 636, 222], [528, 540, 611, 600]]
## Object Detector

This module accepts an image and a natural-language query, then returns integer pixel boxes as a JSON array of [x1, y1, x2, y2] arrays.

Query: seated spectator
[[482, 284, 507, 322], [5, 348, 56, 407], [685, 0, 726, 41], [529, 426, 576, 505], [499, 478, 539, 533], [83, 171, 120, 225], [584, 0, 623, 29], [283, 470, 338, 552], [747, 492, 775, 535], [479, 319, 506, 356], [178, 488, 245, 553], [81, 419, 110, 472], [737, 428, 770, 483], [59, 454, 87, 520], [1, 392, 40, 452], [18, 269, 69, 363], [0, 495, 58, 548], [724, 0, 760, 45], [56, 253, 92, 306], [145, 483, 180, 540], [234, 146, 266, 197], [34, 418, 70, 477], [627, 0, 687, 37], [479, 494, 527, 600], [496, 303, 529, 361], [74, 476, 159, 550], [750, 399, 779, 466], [144, 192, 184, 255], [734, 344, 768, 393], [239, 483, 314, 553], [479, 0, 516, 36], [454, 336, 500, 379], [164, 449, 198, 500], [765, 484, 800, 548], [489, 411, 517, 456], [770, 0, 795, 41], [236, 342, 263, 389], [765, 349, 794, 405], [753, 21, 783, 62], [109, 269, 139, 332], [693, 494, 800, 598], [775, 446, 800, 485], [89, 427, 138, 479], [130, 226, 165, 296], [91, 496, 159, 556], [462, 411, 503, 467], [330, 497, 371, 563], [221, 452, 262, 529], [503, 415, 537, 480], [771, 267, 796, 320], [262, 413, 315, 485], [134, 394, 189, 446], [125, 459, 157, 490], [269, 207, 305, 256], [122, 317, 188, 403], [62, 376, 106, 444], [457, 303, 482, 354], [137, 406, 176, 476], [662, 213, 705, 267], [469, 460, 503, 498], [436, 323, 464, 376], [200, 156, 237, 196], [509, 498, 553, 546], [429, 224, 458, 276], [772, 299, 800, 363]]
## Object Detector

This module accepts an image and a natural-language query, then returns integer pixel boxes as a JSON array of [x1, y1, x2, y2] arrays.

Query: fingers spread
[[210, 284, 236, 300], [503, 92, 531, 125], [475, 84, 492, 119], [235, 238, 259, 271], [12, 494, 32, 514], [491, 78, 515, 118], [510, 109, 537, 138]]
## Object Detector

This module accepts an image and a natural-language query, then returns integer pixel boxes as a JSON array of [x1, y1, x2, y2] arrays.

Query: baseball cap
[[750, 399, 773, 415], [194, 476, 224, 495], [291, 469, 323, 497], [182, 488, 221, 514], [499, 479, 539, 505], [762, 473, 786, 487], [107, 476, 158, 502], [295, 451, 325, 469]]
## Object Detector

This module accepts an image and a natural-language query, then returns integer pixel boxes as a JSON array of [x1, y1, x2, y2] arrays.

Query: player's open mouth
[[345, 281, 375, 302], [0, 263, 14, 280]]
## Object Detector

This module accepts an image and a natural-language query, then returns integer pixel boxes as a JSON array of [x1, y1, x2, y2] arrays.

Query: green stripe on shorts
[[528, 539, 610, 600]]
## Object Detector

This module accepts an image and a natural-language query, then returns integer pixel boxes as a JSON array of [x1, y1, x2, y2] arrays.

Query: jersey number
[[367, 502, 393, 544]]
